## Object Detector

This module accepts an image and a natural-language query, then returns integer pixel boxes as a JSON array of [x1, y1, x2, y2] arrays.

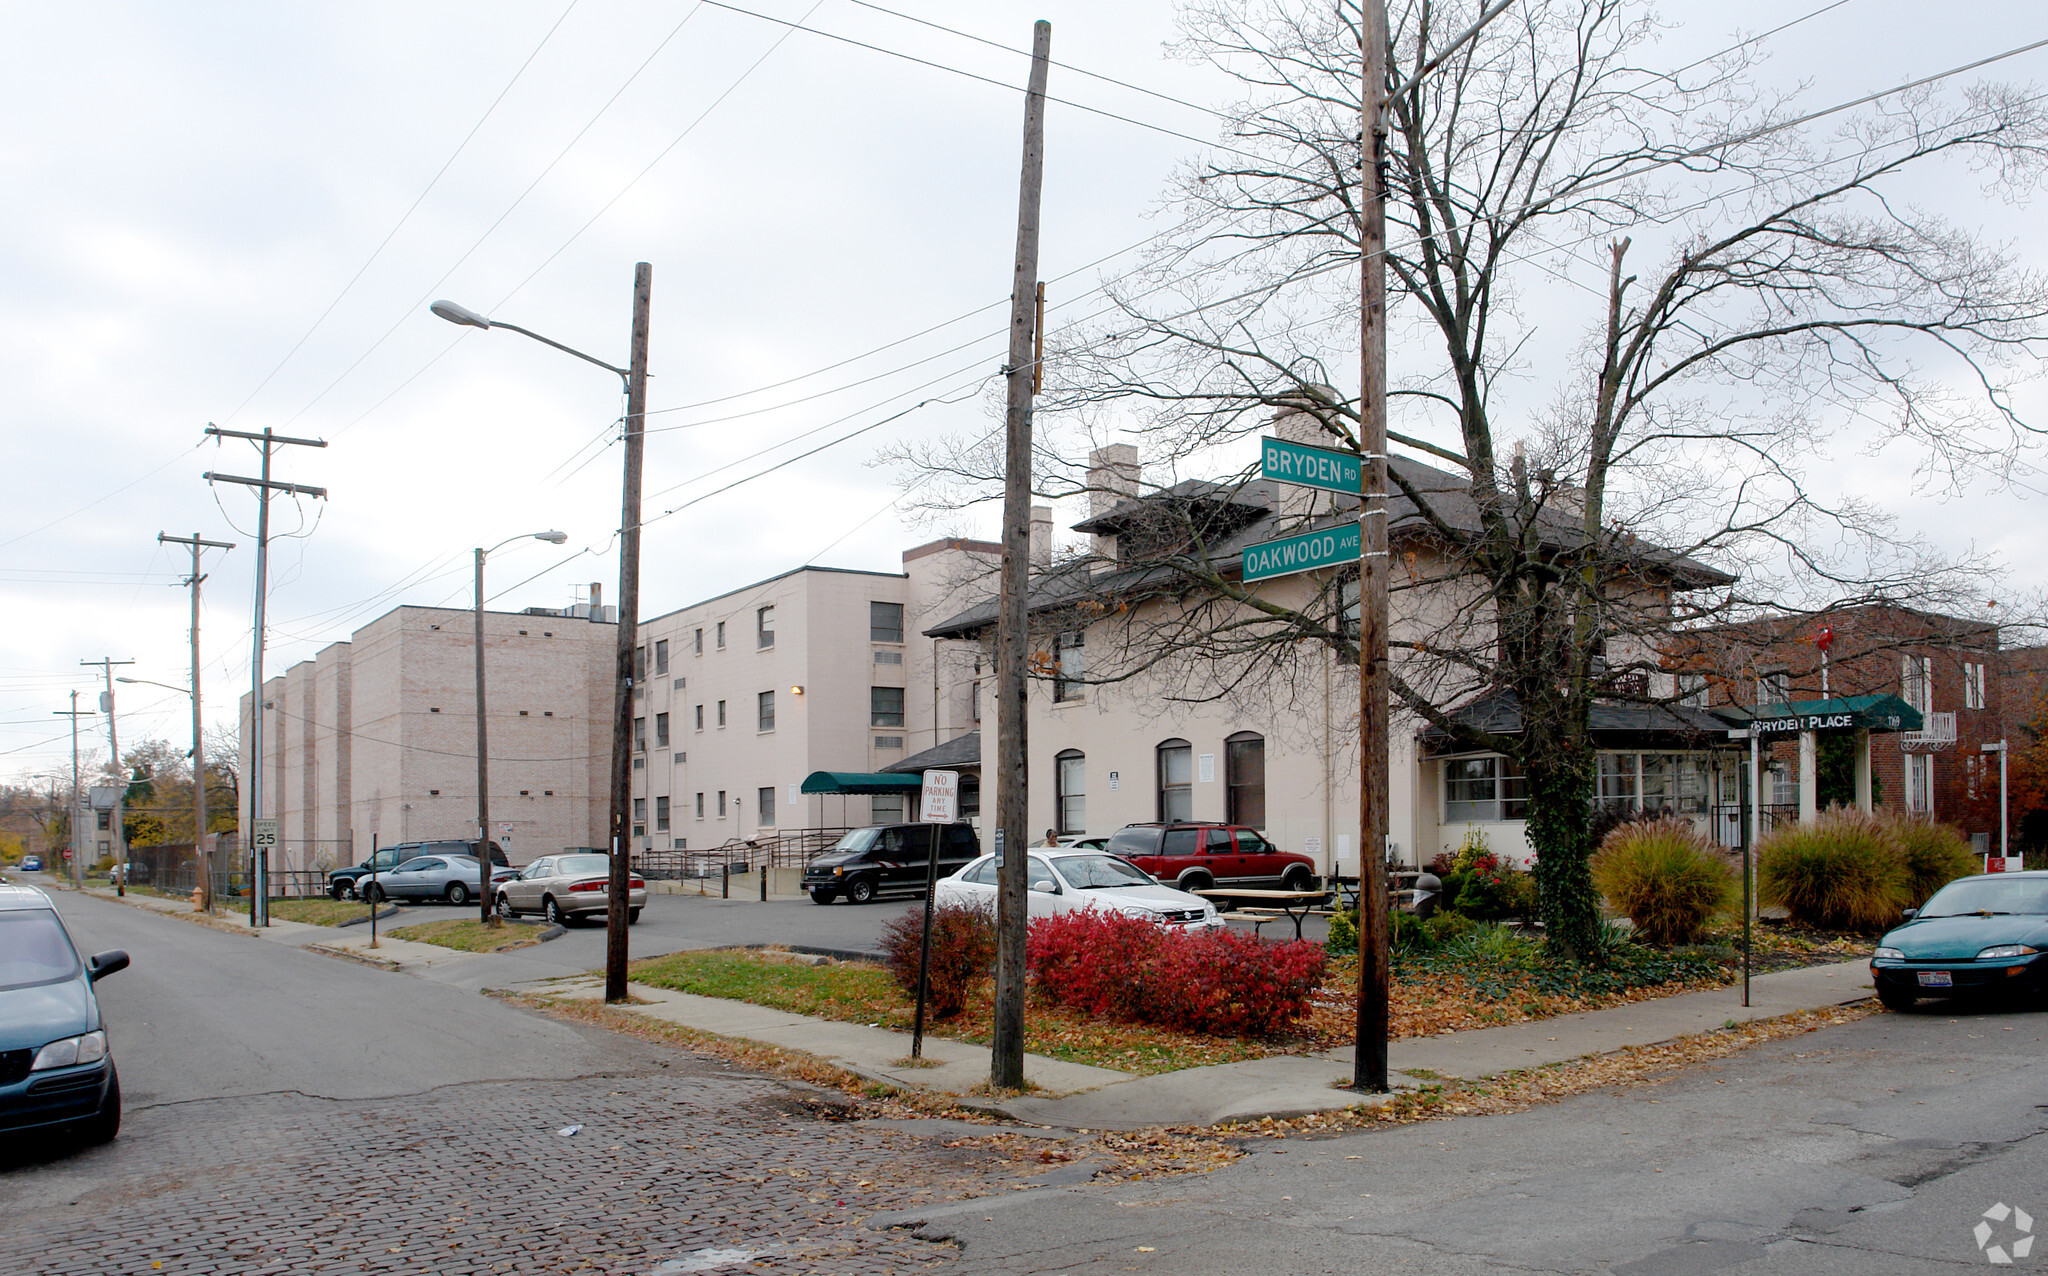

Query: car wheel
[[809, 889, 837, 905], [847, 876, 877, 905], [1282, 866, 1315, 893], [628, 908, 641, 925], [1877, 983, 1917, 1013], [445, 881, 470, 907], [1180, 873, 1216, 903], [544, 896, 567, 927], [328, 881, 349, 901], [497, 893, 517, 920], [363, 883, 385, 904], [79, 1066, 120, 1146]]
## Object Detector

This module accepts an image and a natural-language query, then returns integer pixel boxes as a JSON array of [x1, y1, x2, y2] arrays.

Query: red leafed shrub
[[1026, 910, 1326, 1038], [880, 901, 997, 1019]]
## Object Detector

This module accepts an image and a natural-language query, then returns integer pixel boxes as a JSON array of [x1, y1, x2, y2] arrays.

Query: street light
[[432, 269, 652, 1004], [117, 675, 208, 907], [475, 531, 569, 924]]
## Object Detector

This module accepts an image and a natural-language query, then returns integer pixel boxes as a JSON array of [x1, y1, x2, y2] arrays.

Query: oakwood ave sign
[[1241, 523, 1360, 582]]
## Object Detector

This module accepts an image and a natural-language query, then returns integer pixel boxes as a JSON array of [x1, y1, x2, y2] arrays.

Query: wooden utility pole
[[53, 693, 90, 888], [160, 532, 235, 911], [604, 261, 654, 1004], [81, 658, 135, 895], [991, 19, 1052, 1092], [1354, 0, 1393, 1094], [205, 424, 327, 926]]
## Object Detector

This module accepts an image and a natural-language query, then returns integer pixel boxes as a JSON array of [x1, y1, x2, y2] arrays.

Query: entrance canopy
[[799, 771, 922, 796], [1731, 694, 1923, 738]]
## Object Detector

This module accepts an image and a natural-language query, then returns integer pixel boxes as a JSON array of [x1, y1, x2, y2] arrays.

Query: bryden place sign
[[1242, 437, 1365, 582]]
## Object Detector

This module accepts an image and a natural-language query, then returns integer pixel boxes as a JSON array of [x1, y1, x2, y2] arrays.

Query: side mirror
[[1902, 907, 1918, 920], [88, 950, 129, 982], [1030, 880, 1059, 895]]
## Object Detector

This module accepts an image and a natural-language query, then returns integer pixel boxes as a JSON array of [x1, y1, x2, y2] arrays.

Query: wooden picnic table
[[1193, 888, 1331, 940]]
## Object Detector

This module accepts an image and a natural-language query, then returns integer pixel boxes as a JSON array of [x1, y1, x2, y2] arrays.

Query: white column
[[1853, 728, 1873, 811], [1799, 731, 1819, 822]]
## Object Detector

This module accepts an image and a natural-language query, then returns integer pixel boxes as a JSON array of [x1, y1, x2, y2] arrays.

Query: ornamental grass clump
[[1885, 814, 1976, 906], [878, 901, 996, 1020], [1756, 808, 1908, 932], [1591, 816, 1737, 946]]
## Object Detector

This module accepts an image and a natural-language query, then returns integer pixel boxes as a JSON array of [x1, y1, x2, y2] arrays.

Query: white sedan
[[937, 849, 1223, 929]]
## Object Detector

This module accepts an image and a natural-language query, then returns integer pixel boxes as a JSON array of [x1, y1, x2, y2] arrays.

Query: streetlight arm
[[116, 676, 192, 696], [481, 318, 631, 387]]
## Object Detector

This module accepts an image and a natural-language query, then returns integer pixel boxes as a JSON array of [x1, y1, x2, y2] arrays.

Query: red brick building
[[1673, 606, 2002, 842]]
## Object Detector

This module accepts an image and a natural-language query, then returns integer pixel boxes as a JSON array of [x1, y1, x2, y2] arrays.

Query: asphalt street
[[906, 1003, 2048, 1274]]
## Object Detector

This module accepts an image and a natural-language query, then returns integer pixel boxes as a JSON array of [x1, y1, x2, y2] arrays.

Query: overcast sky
[[4, 0, 2044, 785]]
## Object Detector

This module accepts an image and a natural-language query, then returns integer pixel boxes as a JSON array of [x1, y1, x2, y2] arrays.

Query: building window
[[654, 639, 669, 675], [656, 796, 670, 831], [655, 713, 669, 748], [758, 786, 775, 826], [1902, 655, 1932, 713], [1339, 576, 1360, 640], [694, 704, 704, 731], [871, 794, 906, 823], [870, 600, 904, 643], [1157, 739, 1193, 822], [1052, 630, 1086, 702], [634, 797, 646, 822], [1225, 732, 1266, 826], [717, 699, 727, 728], [757, 605, 775, 649], [1964, 661, 1987, 710], [717, 790, 727, 818], [971, 676, 982, 723], [874, 736, 903, 749], [1905, 753, 1933, 812], [874, 650, 902, 665], [694, 627, 703, 655], [634, 645, 646, 681], [1444, 755, 1529, 823], [758, 690, 775, 731], [695, 792, 704, 819], [871, 686, 905, 727], [1675, 673, 1707, 708], [634, 716, 646, 752], [959, 774, 981, 820], [1592, 753, 1709, 816], [1758, 668, 1791, 705], [716, 621, 726, 650], [1056, 750, 1086, 834]]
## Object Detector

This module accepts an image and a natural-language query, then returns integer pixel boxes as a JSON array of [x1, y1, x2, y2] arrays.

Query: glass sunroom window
[[1443, 756, 1526, 823]]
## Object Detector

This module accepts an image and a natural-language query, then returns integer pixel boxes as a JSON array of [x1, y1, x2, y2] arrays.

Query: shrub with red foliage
[[1026, 910, 1326, 1038], [879, 901, 997, 1019]]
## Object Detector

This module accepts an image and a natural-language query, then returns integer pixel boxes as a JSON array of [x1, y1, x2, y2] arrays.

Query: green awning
[[799, 770, 924, 795], [1733, 693, 1924, 736]]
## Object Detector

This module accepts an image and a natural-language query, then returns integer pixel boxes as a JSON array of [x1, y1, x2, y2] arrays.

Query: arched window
[[1055, 750, 1086, 834], [1225, 731, 1265, 826], [1156, 738, 1192, 822]]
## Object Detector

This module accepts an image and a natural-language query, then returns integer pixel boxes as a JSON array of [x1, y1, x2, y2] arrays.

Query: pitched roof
[[882, 730, 982, 773], [1415, 688, 1734, 750]]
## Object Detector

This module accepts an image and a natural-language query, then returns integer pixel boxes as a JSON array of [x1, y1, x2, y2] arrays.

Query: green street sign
[[1241, 523, 1360, 582], [1261, 436, 1361, 494]]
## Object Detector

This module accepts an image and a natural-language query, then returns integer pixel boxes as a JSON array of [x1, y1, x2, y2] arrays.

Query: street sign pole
[[912, 769, 959, 1060]]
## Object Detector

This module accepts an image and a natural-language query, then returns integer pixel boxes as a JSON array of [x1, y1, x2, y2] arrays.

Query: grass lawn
[[390, 918, 545, 953], [265, 897, 381, 927]]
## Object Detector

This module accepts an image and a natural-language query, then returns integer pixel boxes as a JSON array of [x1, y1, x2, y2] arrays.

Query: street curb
[[335, 906, 401, 928], [724, 942, 884, 965], [306, 942, 401, 972], [538, 924, 566, 942]]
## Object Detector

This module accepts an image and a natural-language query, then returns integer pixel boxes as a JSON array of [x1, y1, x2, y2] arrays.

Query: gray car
[[360, 855, 495, 906], [496, 853, 645, 927]]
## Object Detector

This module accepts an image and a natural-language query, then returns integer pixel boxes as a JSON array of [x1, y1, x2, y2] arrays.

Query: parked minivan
[[803, 823, 980, 904]]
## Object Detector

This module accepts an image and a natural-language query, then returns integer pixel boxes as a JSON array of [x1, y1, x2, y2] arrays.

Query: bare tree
[[902, 0, 2048, 959]]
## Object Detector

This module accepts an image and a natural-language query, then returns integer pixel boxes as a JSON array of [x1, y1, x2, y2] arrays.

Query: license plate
[[1917, 970, 1954, 987]]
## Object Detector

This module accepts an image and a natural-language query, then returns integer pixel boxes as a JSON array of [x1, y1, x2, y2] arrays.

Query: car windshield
[[1918, 877, 2048, 918], [556, 855, 609, 877], [830, 829, 881, 856], [0, 910, 81, 991], [1054, 854, 1157, 889]]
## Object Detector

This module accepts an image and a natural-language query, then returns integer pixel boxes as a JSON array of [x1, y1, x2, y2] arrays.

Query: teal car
[[0, 884, 128, 1145], [1870, 871, 2048, 1011]]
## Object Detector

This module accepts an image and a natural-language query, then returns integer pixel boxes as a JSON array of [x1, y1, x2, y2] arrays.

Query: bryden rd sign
[[1240, 437, 1368, 582], [1261, 436, 1362, 495]]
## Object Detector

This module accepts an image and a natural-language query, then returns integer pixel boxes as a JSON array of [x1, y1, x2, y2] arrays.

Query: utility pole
[[1353, 0, 1393, 1093], [81, 658, 136, 895], [161, 532, 235, 911], [53, 693, 89, 888], [204, 425, 327, 927], [991, 19, 1051, 1092], [604, 262, 654, 1004]]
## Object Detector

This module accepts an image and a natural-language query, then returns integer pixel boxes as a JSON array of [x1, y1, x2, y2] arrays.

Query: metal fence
[[633, 827, 853, 881]]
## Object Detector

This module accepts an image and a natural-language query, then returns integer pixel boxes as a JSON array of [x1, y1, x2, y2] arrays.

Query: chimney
[[1086, 444, 1141, 569], [1030, 506, 1053, 570], [1270, 385, 1341, 522]]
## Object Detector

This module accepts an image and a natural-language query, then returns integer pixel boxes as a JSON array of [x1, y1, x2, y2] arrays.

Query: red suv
[[1103, 824, 1317, 895]]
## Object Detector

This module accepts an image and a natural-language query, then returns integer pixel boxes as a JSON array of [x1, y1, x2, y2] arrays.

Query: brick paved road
[[2, 1055, 1037, 1276]]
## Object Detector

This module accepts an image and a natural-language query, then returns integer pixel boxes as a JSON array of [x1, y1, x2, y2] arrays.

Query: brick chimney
[[1087, 445, 1141, 569], [1030, 506, 1053, 570]]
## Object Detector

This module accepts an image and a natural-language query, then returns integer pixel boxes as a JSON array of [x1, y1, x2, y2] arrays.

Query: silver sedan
[[496, 853, 645, 927], [359, 855, 508, 907]]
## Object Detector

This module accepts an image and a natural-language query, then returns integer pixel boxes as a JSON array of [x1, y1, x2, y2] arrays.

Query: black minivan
[[803, 823, 980, 904]]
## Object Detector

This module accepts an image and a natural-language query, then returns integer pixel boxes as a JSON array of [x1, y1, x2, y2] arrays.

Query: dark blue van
[[0, 885, 127, 1145]]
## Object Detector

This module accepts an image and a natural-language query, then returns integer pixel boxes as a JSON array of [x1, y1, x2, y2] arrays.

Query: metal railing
[[634, 827, 854, 880]]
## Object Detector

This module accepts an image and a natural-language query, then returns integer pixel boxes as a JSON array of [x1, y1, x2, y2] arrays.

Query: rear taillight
[[568, 880, 606, 893], [629, 877, 645, 890]]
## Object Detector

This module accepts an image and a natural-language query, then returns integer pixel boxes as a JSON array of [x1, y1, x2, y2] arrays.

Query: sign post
[[911, 770, 959, 1059], [249, 818, 280, 926]]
